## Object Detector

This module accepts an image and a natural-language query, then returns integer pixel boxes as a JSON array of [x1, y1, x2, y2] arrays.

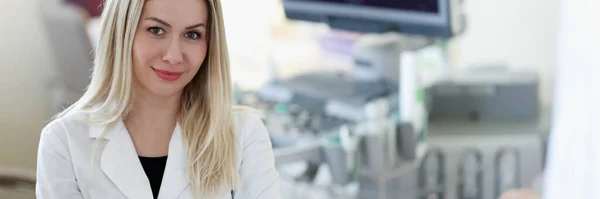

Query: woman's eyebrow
[[186, 23, 205, 30], [145, 17, 171, 28], [144, 17, 205, 30]]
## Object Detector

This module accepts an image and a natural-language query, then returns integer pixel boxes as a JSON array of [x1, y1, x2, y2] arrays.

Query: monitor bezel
[[282, 0, 453, 37]]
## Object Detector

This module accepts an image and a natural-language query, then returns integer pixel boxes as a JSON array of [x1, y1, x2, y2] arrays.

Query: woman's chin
[[148, 86, 185, 98]]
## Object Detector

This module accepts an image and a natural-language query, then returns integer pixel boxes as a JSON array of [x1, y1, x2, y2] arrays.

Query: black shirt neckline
[[138, 155, 168, 199]]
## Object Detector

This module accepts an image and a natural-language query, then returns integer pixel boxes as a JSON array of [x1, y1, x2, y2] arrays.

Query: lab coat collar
[[88, 120, 121, 140], [98, 121, 190, 199], [87, 101, 123, 140], [158, 124, 191, 199]]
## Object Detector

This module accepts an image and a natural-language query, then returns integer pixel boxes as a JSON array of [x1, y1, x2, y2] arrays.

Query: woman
[[35, 0, 280, 198]]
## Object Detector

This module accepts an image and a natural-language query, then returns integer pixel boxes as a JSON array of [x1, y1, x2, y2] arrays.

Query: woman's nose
[[162, 38, 183, 65]]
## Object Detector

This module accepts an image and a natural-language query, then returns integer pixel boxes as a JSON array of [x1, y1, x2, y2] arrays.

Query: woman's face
[[132, 0, 208, 97]]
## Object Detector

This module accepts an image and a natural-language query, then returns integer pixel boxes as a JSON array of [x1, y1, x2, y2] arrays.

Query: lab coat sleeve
[[234, 113, 280, 199], [36, 120, 84, 199]]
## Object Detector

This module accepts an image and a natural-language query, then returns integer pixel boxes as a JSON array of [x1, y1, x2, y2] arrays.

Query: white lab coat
[[36, 110, 280, 199], [543, 0, 600, 198]]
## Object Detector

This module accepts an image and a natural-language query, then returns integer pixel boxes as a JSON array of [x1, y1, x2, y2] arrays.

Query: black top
[[139, 156, 168, 199]]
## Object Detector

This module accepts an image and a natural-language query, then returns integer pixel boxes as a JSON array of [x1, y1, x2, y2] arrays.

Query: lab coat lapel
[[158, 123, 190, 199], [99, 121, 154, 199]]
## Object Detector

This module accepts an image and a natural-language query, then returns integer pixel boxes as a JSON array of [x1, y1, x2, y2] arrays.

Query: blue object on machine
[[281, 0, 466, 38]]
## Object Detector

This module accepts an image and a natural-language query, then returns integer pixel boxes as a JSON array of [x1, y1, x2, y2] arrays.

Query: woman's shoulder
[[231, 106, 266, 137], [41, 110, 93, 143], [232, 106, 263, 128]]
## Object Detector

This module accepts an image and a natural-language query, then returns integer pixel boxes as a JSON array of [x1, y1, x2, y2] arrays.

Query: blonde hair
[[57, 0, 239, 196]]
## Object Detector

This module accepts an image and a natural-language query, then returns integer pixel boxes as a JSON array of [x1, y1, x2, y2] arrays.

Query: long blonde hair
[[57, 0, 239, 196]]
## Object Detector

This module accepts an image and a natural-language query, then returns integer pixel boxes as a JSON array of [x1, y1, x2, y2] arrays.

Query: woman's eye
[[147, 27, 165, 36], [184, 31, 201, 40]]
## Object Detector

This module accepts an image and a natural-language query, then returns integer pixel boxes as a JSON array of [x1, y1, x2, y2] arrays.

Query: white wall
[[448, 0, 560, 106], [0, 0, 55, 170]]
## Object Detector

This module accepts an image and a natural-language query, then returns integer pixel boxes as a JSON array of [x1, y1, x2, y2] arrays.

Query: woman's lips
[[152, 67, 183, 81]]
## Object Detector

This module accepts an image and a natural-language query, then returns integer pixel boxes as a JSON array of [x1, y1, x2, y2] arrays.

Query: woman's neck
[[131, 93, 181, 121], [124, 87, 182, 157], [125, 87, 181, 137]]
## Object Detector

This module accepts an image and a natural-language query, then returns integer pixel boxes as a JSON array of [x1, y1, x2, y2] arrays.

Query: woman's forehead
[[141, 0, 209, 25]]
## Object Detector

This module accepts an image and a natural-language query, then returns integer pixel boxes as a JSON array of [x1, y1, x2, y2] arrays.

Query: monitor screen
[[282, 0, 458, 38], [297, 0, 439, 13]]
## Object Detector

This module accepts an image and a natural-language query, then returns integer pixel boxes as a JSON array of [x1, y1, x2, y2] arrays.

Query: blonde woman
[[35, 0, 279, 198]]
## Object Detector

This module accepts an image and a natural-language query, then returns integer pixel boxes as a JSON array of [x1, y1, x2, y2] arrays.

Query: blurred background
[[0, 0, 593, 198]]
